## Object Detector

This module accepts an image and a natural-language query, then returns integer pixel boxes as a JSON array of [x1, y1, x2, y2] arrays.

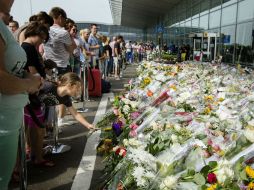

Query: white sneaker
[[57, 118, 74, 127]]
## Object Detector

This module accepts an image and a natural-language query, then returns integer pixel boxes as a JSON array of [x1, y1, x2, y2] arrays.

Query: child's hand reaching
[[88, 124, 100, 132]]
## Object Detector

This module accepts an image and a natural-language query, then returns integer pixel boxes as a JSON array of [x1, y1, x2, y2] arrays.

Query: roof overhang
[[109, 0, 181, 29]]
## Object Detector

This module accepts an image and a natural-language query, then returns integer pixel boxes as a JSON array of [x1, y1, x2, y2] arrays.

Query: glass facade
[[148, 0, 254, 66], [76, 23, 145, 42]]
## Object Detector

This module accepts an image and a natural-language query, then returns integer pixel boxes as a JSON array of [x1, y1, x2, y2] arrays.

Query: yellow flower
[[144, 77, 151, 85], [205, 95, 214, 101], [206, 184, 217, 190], [104, 127, 112, 131], [169, 84, 177, 91], [247, 182, 254, 190], [217, 150, 225, 156], [104, 138, 112, 143], [218, 97, 224, 102], [246, 166, 254, 179], [204, 107, 211, 115]]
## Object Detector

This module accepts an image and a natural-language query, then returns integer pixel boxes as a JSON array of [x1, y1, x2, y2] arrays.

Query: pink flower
[[129, 130, 137, 137], [207, 139, 213, 146], [113, 108, 119, 116], [213, 144, 221, 152], [203, 150, 211, 158], [207, 173, 217, 184], [130, 123, 139, 130], [130, 112, 141, 120]]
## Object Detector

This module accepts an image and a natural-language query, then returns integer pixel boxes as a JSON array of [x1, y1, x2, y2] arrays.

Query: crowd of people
[[0, 0, 162, 188], [0, 1, 130, 188]]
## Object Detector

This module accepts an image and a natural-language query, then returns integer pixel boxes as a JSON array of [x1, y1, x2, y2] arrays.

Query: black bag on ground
[[101, 79, 111, 93]]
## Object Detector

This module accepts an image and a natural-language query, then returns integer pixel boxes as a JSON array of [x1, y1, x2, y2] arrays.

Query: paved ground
[[9, 64, 138, 190]]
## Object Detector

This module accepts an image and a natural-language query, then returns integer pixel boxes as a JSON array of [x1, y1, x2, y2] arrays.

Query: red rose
[[207, 173, 217, 184], [115, 148, 121, 155]]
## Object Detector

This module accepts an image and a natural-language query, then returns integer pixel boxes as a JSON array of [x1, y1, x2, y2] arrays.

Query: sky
[[10, 0, 113, 25]]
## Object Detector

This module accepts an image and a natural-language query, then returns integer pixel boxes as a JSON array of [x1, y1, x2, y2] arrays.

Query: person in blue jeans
[[0, 1, 41, 188], [102, 37, 112, 80]]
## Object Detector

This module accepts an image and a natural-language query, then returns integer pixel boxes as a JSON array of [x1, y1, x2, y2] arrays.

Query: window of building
[[200, 14, 209, 31], [185, 18, 192, 28], [192, 18, 199, 32], [209, 10, 221, 29], [238, 0, 254, 23], [221, 25, 236, 63], [235, 21, 254, 64], [221, 4, 237, 26]]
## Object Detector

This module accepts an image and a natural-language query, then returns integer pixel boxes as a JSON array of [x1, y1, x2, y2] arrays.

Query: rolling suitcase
[[88, 68, 102, 97]]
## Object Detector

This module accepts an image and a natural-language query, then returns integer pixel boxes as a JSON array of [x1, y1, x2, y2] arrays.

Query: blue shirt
[[88, 34, 99, 59]]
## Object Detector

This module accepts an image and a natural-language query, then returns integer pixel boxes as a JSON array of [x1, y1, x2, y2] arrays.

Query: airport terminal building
[[108, 0, 254, 65]]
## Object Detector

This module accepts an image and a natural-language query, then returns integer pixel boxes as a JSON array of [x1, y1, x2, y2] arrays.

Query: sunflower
[[246, 166, 254, 179], [247, 182, 254, 190]]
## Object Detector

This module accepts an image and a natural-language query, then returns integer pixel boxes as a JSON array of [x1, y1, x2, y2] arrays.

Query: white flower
[[177, 91, 191, 102], [127, 148, 157, 170], [130, 101, 139, 109], [121, 98, 131, 105], [133, 167, 146, 187], [244, 125, 254, 143], [159, 176, 178, 190], [128, 138, 142, 147], [171, 134, 178, 143], [174, 124, 181, 132], [215, 160, 234, 183], [119, 149, 126, 156], [112, 146, 120, 152], [215, 167, 234, 183], [123, 139, 129, 147], [122, 105, 130, 114], [248, 120, 254, 127], [144, 171, 156, 179]]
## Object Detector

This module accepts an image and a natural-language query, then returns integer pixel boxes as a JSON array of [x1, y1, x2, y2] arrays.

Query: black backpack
[[101, 79, 111, 93]]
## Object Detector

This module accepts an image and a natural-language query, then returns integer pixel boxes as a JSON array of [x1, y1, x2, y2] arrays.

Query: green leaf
[[208, 161, 218, 169], [188, 169, 196, 176], [240, 170, 248, 181], [200, 165, 211, 177], [158, 143, 164, 150], [193, 173, 206, 185], [198, 185, 208, 190]]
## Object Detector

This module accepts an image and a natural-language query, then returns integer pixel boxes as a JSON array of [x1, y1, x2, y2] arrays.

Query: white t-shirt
[[109, 41, 115, 57], [73, 36, 83, 58], [44, 25, 72, 68], [125, 42, 132, 52]]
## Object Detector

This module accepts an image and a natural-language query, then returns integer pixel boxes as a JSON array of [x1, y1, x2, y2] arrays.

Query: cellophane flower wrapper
[[102, 61, 254, 190]]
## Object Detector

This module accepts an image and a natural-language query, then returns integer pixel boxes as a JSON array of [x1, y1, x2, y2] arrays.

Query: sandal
[[34, 160, 55, 167]]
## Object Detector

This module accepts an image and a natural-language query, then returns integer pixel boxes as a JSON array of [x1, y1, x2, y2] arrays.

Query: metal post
[[49, 68, 71, 154], [19, 122, 27, 190], [77, 61, 90, 113]]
